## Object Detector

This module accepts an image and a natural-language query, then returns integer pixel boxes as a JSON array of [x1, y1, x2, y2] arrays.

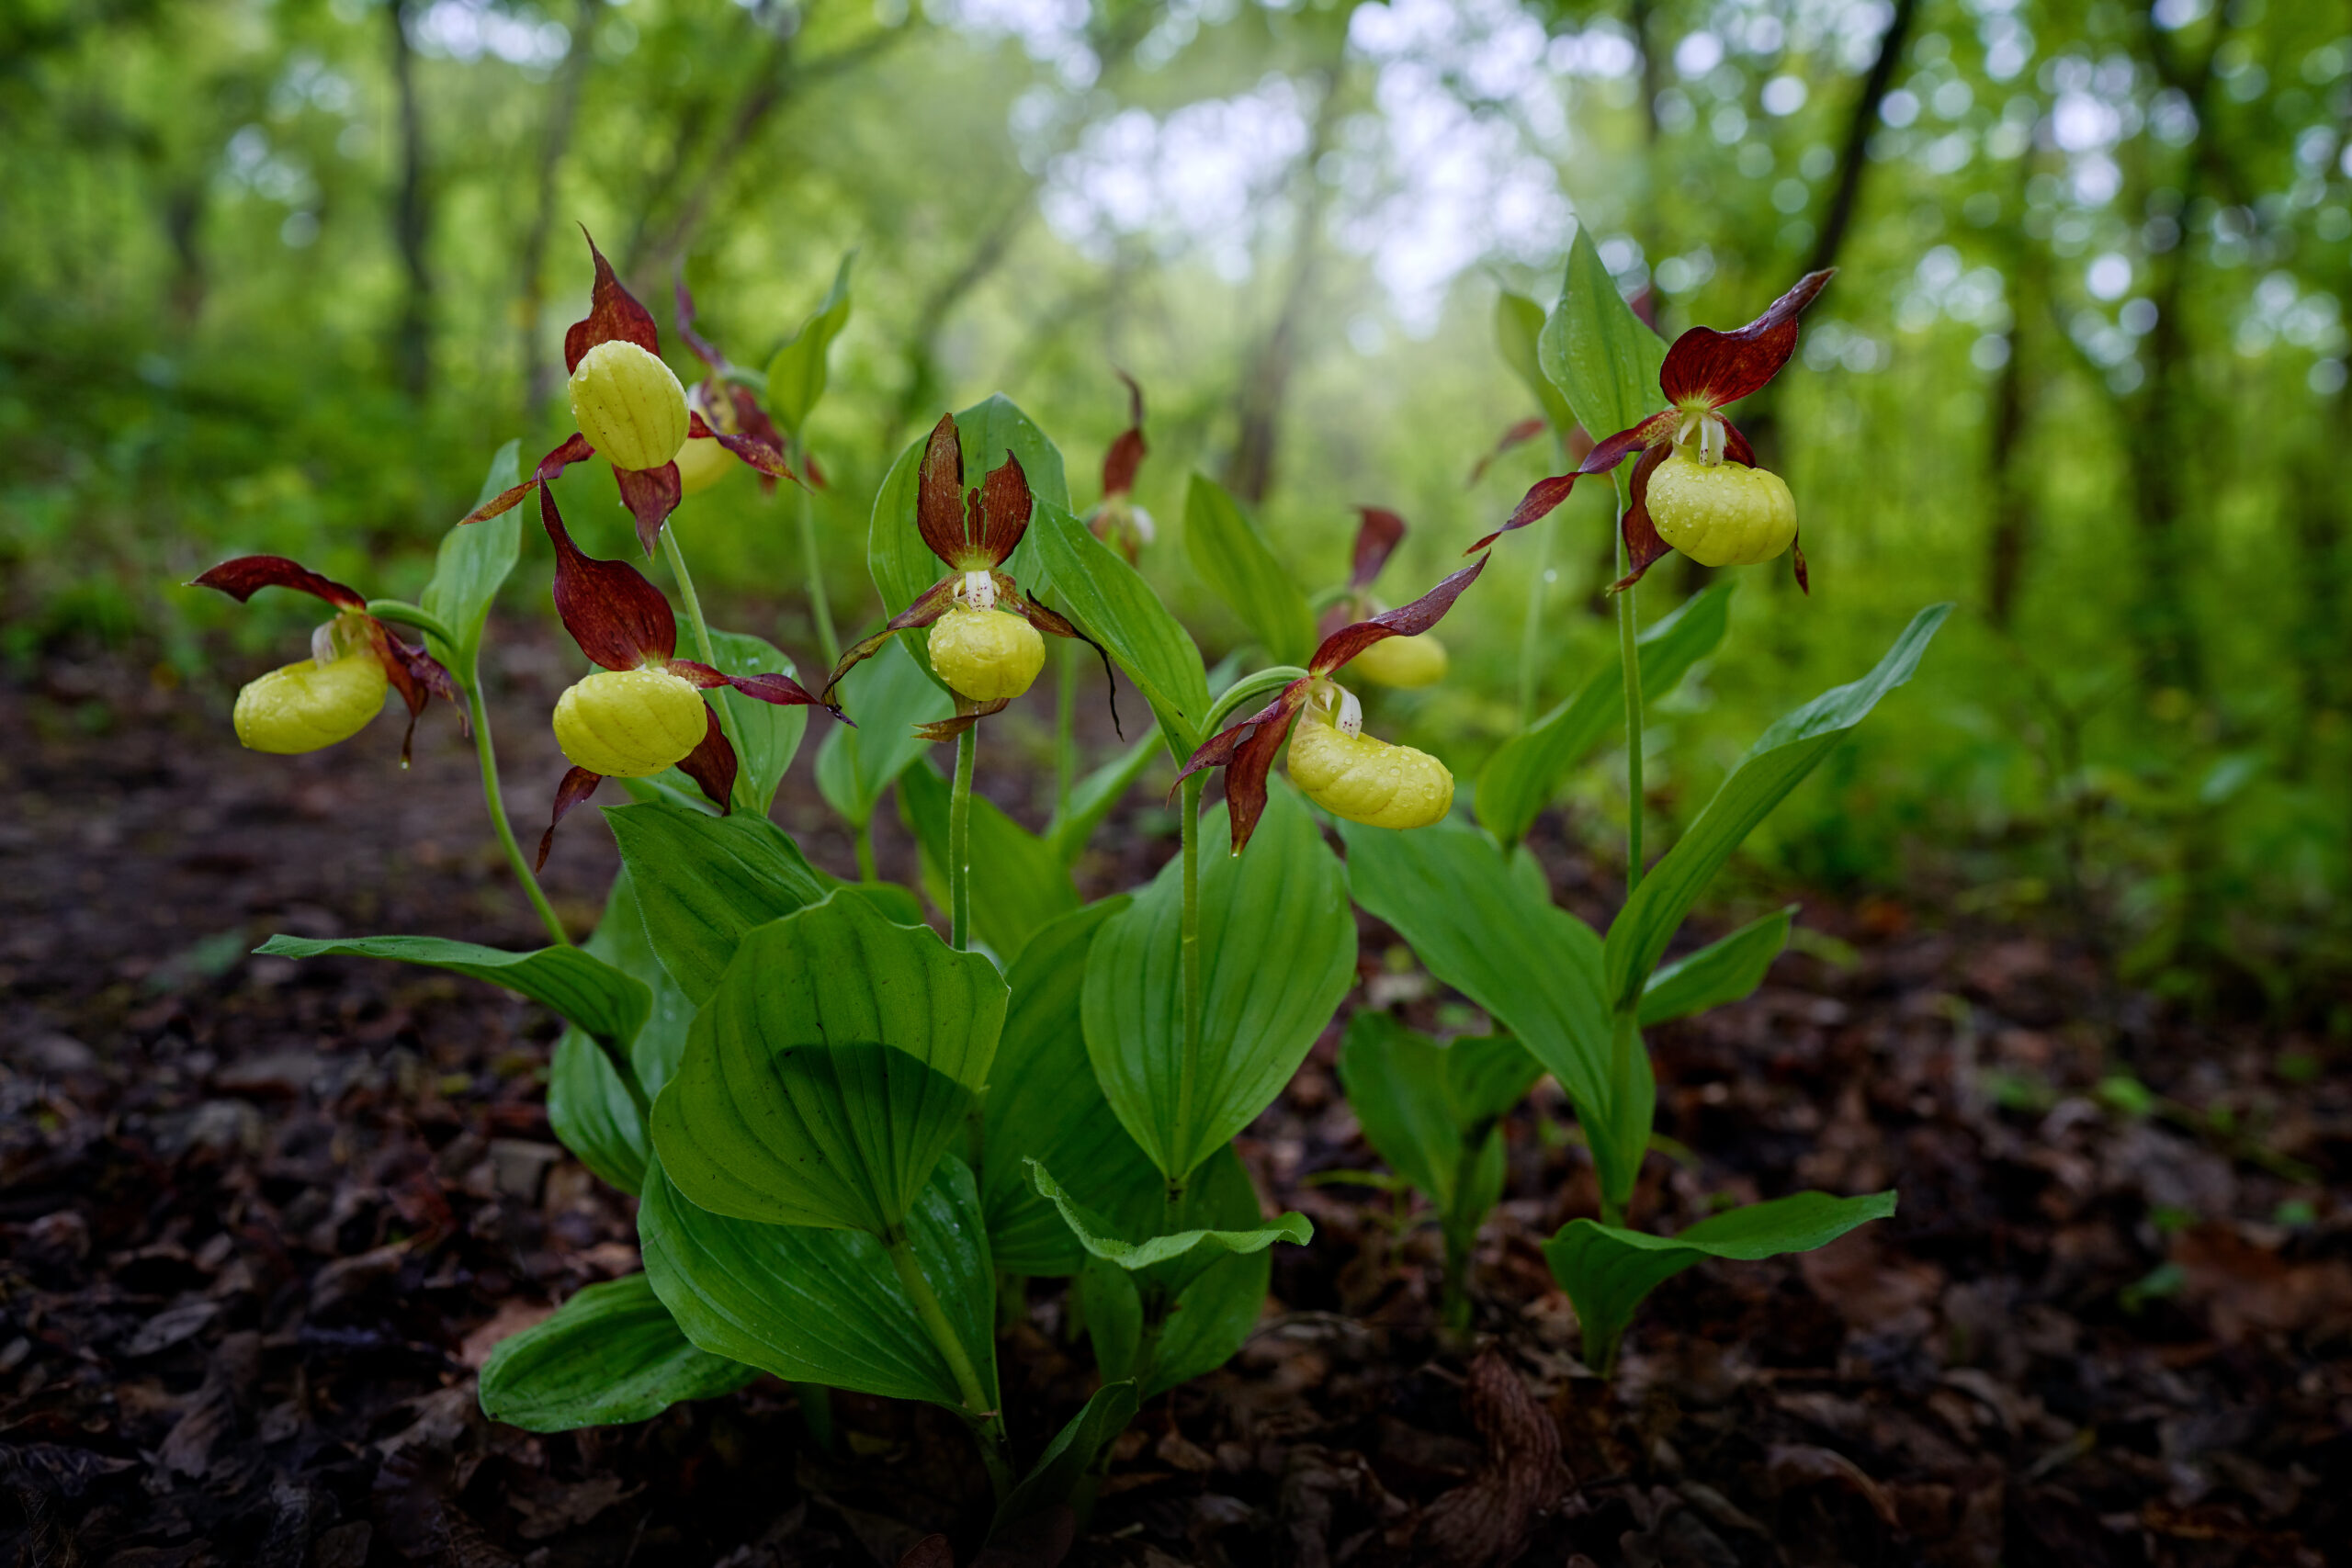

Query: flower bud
[[1645, 450, 1797, 568], [568, 341, 689, 473], [928, 604, 1045, 703], [673, 434, 735, 496], [551, 666, 707, 777], [1286, 710, 1453, 829], [233, 645, 389, 754], [1347, 633, 1448, 689]]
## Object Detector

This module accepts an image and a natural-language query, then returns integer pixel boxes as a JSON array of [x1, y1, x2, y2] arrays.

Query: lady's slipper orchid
[[533, 487, 837, 866], [672, 277, 807, 500], [193, 557, 459, 762], [463, 234, 797, 554], [823, 412, 1110, 741], [1084, 372, 1152, 564], [1176, 554, 1488, 852], [1323, 508, 1448, 690], [1473, 269, 1833, 592]]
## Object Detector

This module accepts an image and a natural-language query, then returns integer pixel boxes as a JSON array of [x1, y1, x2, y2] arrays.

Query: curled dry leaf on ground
[[2, 648, 2348, 1566]]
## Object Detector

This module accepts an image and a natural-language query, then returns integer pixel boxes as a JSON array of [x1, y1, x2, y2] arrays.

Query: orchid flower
[[535, 487, 836, 866], [464, 233, 797, 554], [193, 557, 458, 763], [1320, 507, 1448, 690], [1176, 555, 1488, 852], [1475, 270, 1834, 592], [824, 412, 1112, 742], [1083, 371, 1152, 564]]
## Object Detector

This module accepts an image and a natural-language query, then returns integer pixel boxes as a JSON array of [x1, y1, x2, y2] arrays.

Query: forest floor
[[2, 632, 2347, 1568]]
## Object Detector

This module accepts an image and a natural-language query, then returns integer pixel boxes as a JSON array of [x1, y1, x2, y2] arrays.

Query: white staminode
[[962, 570, 997, 611], [1333, 684, 1364, 739], [311, 620, 342, 667], [1676, 409, 1729, 465]]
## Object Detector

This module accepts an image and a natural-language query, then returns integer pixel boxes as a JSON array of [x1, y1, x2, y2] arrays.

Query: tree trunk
[[1224, 60, 1346, 508], [516, 0, 603, 426], [386, 0, 433, 400], [1806, 0, 1920, 277], [1984, 155, 2045, 626]]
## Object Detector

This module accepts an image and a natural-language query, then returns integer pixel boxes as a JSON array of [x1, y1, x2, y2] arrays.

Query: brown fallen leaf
[[458, 1297, 555, 1371], [2170, 1225, 2352, 1344], [1765, 1442, 1900, 1529], [1415, 1348, 1574, 1568]]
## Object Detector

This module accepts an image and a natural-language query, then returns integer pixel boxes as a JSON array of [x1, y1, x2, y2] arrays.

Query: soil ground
[[2, 632, 2346, 1568]]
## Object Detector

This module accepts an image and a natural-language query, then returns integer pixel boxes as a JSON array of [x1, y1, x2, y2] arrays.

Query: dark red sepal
[[563, 231, 662, 375], [821, 576, 962, 704], [1174, 682, 1312, 855], [368, 623, 462, 764], [1349, 507, 1408, 591], [1466, 417, 1549, 487], [192, 557, 367, 611], [1001, 580, 1121, 739], [673, 276, 727, 372], [1101, 371, 1147, 497], [614, 462, 684, 556], [673, 660, 840, 717], [1790, 535, 1810, 595], [1721, 418, 1758, 468], [1310, 555, 1489, 675], [1465, 474, 1577, 554], [542, 488, 678, 670], [1658, 268, 1833, 410], [970, 453, 1032, 568], [462, 433, 597, 525], [915, 414, 967, 567], [688, 411, 799, 485], [673, 705, 737, 813], [913, 696, 1010, 743], [538, 766, 603, 870], [1607, 446, 1674, 593]]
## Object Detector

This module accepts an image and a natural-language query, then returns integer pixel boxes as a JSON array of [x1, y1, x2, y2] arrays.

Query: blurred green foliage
[[4, 0, 2347, 1007]]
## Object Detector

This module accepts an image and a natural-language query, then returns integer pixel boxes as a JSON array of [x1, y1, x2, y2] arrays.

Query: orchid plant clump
[[187, 220, 1948, 1549]]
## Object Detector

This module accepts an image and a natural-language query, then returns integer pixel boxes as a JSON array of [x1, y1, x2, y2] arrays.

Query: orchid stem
[[1613, 477, 1644, 892], [796, 452, 840, 671], [1054, 638, 1078, 820], [853, 815, 878, 884], [885, 1235, 1009, 1502], [949, 726, 976, 951], [658, 525, 754, 815], [1517, 503, 1555, 730], [460, 650, 570, 948], [1176, 773, 1204, 1163]]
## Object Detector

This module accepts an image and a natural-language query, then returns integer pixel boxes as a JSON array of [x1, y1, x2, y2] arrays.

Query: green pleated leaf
[[604, 802, 829, 1005], [1182, 473, 1315, 668], [871, 393, 1070, 614], [1026, 1159, 1308, 1301], [898, 759, 1079, 964], [1637, 906, 1794, 1027], [547, 870, 695, 1194], [1027, 502, 1211, 758], [979, 899, 1162, 1277], [641, 1153, 998, 1415], [1046, 728, 1163, 865], [1537, 224, 1667, 451], [1337, 818, 1645, 1202], [478, 1273, 755, 1433], [989, 1380, 1138, 1540], [1602, 604, 1951, 1011], [1476, 581, 1731, 849], [419, 440, 523, 664], [1083, 786, 1354, 1183], [254, 934, 647, 1055], [1544, 1190, 1896, 1367], [1495, 290, 1577, 434], [816, 633, 952, 829], [707, 629, 809, 814], [1071, 1147, 1272, 1398], [763, 250, 855, 437], [1335, 1014, 1538, 1217], [652, 892, 1005, 1236]]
